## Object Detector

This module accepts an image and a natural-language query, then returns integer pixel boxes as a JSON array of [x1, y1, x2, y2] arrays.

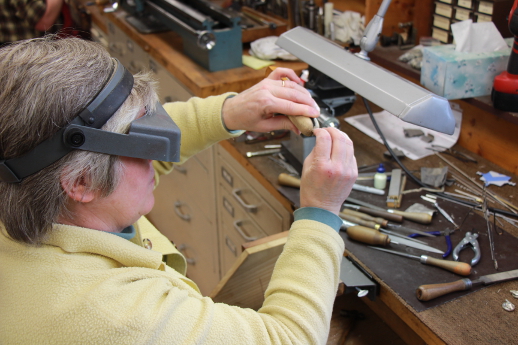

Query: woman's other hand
[[221, 67, 320, 134], [299, 127, 357, 215]]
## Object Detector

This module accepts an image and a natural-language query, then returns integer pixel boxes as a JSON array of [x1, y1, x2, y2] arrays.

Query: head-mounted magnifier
[[0, 58, 181, 183]]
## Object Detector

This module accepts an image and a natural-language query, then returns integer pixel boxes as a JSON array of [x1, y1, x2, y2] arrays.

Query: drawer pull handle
[[174, 165, 187, 174], [225, 236, 237, 256], [174, 201, 191, 221], [232, 189, 257, 213], [233, 220, 258, 241], [177, 244, 196, 265]]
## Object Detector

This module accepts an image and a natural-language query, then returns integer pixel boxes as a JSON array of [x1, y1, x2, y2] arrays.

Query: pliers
[[409, 228, 452, 258], [453, 231, 481, 266]]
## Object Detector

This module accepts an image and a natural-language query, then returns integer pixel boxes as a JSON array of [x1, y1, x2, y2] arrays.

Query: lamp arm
[[357, 0, 392, 60]]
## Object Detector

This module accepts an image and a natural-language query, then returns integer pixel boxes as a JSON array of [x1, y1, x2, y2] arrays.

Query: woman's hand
[[221, 67, 320, 134], [299, 127, 358, 215]]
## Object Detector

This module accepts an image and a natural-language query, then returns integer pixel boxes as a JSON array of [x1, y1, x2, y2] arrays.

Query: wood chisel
[[341, 221, 445, 255], [416, 269, 518, 301], [343, 202, 404, 223], [340, 209, 435, 238], [387, 209, 433, 224], [369, 247, 471, 276]]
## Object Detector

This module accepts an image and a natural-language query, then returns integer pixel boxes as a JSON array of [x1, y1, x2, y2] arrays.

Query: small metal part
[[246, 148, 281, 157], [503, 299, 515, 312], [421, 134, 434, 143], [403, 128, 424, 138], [355, 287, 369, 297], [387, 169, 405, 208], [511, 290, 518, 299]]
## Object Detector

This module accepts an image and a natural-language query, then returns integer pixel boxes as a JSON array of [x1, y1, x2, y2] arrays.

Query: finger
[[270, 90, 320, 117], [308, 128, 332, 162], [268, 68, 303, 85], [328, 128, 352, 162]]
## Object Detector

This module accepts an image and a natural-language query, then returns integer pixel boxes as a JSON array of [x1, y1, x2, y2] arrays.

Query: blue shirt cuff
[[293, 207, 343, 233]]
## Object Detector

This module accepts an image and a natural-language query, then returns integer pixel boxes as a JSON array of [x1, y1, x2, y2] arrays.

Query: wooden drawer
[[147, 169, 219, 295], [168, 152, 214, 222], [218, 186, 268, 273], [217, 160, 286, 236]]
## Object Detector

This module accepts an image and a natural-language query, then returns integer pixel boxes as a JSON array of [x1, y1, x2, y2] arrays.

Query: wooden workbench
[[228, 98, 518, 345], [83, 4, 518, 343]]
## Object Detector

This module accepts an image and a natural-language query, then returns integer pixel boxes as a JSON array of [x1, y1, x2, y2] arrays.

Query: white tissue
[[451, 19, 508, 53], [249, 36, 298, 61]]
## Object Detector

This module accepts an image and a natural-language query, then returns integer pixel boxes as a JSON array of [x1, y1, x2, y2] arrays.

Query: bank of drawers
[[147, 147, 219, 296], [215, 145, 291, 275]]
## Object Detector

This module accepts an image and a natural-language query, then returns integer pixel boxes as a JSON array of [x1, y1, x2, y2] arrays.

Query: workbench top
[[228, 97, 518, 345]]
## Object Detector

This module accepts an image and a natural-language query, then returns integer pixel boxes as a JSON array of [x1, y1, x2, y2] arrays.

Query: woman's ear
[[60, 175, 96, 203]]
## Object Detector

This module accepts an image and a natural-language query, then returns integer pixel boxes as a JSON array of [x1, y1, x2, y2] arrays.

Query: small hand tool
[[416, 269, 518, 301], [246, 148, 281, 157], [421, 195, 459, 229], [369, 247, 471, 276], [341, 222, 445, 254], [343, 202, 404, 223], [387, 209, 433, 224], [340, 210, 435, 238], [452, 231, 481, 266], [409, 228, 453, 258], [384, 223, 436, 238]]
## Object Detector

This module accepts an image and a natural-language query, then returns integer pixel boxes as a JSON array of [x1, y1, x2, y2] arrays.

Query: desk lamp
[[276, 0, 455, 135]]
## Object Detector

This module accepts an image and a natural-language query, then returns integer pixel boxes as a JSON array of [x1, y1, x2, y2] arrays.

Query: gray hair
[[0, 36, 158, 245]]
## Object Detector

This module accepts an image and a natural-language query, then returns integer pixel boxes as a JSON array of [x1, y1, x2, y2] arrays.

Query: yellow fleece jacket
[[0, 94, 345, 344]]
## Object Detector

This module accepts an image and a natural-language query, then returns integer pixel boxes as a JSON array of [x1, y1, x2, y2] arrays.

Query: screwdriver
[[369, 247, 471, 276]]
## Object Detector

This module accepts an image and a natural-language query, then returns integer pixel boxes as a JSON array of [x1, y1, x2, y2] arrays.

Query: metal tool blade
[[379, 229, 427, 245], [344, 198, 385, 211], [368, 246, 421, 261], [388, 234, 445, 254], [385, 224, 435, 238], [477, 269, 518, 285]]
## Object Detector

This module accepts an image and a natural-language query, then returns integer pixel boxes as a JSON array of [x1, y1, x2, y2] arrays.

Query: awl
[[369, 247, 471, 276], [417, 269, 518, 301]]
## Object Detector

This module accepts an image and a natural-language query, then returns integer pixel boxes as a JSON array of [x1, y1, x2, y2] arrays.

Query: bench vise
[[122, 0, 243, 72]]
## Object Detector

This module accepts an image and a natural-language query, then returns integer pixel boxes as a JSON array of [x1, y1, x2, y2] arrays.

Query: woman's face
[[104, 156, 156, 230]]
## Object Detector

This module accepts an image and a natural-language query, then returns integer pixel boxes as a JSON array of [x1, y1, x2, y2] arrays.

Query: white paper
[[345, 108, 462, 160], [451, 20, 508, 53]]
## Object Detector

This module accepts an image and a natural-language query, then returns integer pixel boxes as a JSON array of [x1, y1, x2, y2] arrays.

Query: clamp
[[453, 232, 481, 266]]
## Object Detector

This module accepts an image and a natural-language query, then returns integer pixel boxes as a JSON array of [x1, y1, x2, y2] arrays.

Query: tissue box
[[421, 39, 512, 100]]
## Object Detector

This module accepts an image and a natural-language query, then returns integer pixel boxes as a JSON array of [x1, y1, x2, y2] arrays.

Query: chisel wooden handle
[[358, 207, 403, 223], [416, 279, 472, 301], [287, 114, 315, 137], [278, 173, 300, 188], [339, 213, 379, 229], [422, 256, 471, 276], [388, 210, 432, 224], [346, 225, 390, 246], [340, 209, 388, 227]]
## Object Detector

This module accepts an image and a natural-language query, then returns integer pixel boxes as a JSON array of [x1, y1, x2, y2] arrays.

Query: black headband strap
[[0, 59, 134, 183]]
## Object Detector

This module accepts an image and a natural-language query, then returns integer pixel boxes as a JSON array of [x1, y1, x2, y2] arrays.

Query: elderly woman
[[0, 36, 357, 344]]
